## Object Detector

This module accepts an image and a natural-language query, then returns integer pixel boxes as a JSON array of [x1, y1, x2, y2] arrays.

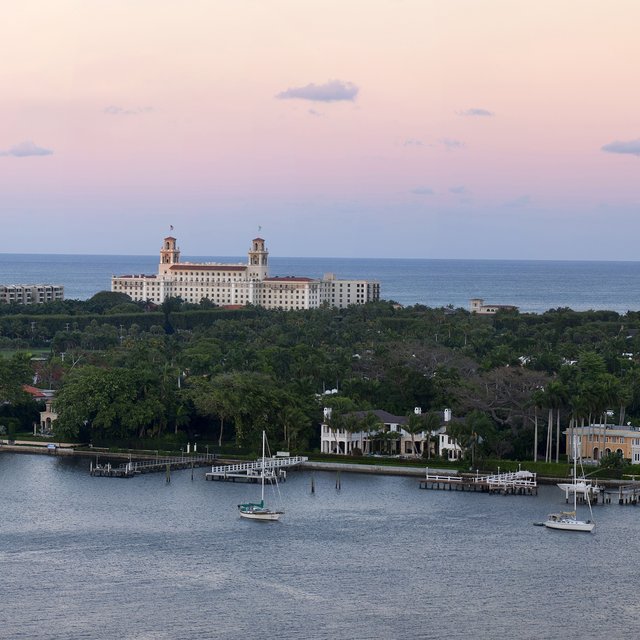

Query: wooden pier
[[419, 469, 538, 496], [602, 483, 640, 505], [205, 456, 307, 483], [90, 454, 216, 478]]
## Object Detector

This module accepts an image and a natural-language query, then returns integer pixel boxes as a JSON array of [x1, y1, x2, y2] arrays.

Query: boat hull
[[239, 509, 283, 521], [557, 481, 600, 496], [543, 517, 595, 532]]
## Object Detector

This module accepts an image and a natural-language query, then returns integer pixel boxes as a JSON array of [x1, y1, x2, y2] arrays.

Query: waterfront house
[[320, 407, 455, 457], [565, 424, 640, 463]]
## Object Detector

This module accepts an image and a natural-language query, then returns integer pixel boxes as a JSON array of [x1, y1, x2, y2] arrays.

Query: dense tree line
[[3, 291, 640, 460]]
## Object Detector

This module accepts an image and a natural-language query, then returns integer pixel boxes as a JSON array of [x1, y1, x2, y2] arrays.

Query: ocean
[[1, 253, 640, 313]]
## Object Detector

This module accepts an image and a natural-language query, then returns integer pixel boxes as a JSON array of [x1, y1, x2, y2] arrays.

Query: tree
[[54, 366, 162, 442], [404, 412, 433, 458], [0, 353, 32, 405]]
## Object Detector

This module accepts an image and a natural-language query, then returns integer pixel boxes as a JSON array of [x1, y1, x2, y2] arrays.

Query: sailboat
[[543, 434, 595, 533], [238, 431, 284, 521]]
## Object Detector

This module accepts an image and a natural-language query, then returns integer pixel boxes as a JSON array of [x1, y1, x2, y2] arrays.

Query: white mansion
[[111, 236, 380, 311]]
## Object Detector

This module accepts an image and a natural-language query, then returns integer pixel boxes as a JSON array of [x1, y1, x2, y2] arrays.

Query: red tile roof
[[169, 264, 246, 272], [22, 385, 47, 399]]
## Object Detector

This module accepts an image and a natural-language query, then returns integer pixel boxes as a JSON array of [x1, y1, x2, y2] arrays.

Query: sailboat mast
[[261, 430, 266, 503]]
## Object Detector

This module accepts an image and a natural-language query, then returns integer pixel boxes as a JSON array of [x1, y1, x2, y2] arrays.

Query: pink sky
[[1, 0, 639, 259]]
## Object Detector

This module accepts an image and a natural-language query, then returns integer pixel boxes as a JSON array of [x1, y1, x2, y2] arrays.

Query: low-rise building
[[0, 284, 64, 305], [470, 298, 518, 315]]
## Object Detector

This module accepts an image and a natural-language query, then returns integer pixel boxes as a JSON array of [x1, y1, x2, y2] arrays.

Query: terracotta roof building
[[111, 235, 380, 311]]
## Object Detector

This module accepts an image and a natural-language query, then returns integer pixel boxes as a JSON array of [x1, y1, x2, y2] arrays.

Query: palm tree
[[531, 388, 545, 462], [326, 410, 346, 455], [404, 412, 426, 457], [542, 380, 567, 463], [423, 411, 442, 460], [358, 411, 383, 455]]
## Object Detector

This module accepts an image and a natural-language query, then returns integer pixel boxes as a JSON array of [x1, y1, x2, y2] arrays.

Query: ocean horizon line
[[2, 251, 640, 265]]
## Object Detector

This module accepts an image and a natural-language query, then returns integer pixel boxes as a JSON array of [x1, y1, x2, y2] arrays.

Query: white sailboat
[[544, 435, 595, 533], [238, 431, 284, 522]]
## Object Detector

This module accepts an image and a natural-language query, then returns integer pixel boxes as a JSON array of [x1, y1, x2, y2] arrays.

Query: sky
[[1, 0, 639, 260]]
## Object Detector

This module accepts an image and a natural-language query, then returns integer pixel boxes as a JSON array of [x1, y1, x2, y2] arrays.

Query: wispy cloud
[[440, 138, 464, 150], [411, 187, 435, 195], [104, 105, 154, 116], [601, 139, 640, 156], [449, 185, 469, 195], [308, 109, 322, 117], [457, 108, 494, 117], [276, 80, 359, 102], [404, 138, 424, 147], [0, 140, 53, 157]]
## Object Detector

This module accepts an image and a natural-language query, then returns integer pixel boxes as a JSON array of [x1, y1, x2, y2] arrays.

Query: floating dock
[[419, 469, 538, 495]]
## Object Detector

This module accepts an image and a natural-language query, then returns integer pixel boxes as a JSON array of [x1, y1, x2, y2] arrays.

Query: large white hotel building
[[111, 236, 380, 311]]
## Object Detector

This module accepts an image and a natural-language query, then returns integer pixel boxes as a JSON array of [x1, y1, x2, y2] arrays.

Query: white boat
[[543, 510, 594, 532], [557, 478, 601, 499], [544, 436, 595, 533], [238, 431, 284, 522]]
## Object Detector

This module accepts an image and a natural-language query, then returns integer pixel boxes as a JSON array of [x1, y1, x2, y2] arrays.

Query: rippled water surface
[[1, 453, 639, 639]]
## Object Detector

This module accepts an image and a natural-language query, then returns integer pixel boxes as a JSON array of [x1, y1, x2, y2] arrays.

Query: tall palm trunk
[[533, 406, 538, 462], [555, 408, 560, 463]]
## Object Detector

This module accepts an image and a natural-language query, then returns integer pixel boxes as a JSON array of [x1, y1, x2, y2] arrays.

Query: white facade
[[320, 408, 441, 457], [438, 431, 463, 461], [470, 298, 518, 315], [112, 236, 380, 311], [0, 284, 64, 305]]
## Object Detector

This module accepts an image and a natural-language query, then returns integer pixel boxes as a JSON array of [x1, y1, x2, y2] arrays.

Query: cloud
[[276, 80, 359, 102], [601, 139, 640, 156], [0, 141, 53, 157], [404, 138, 424, 146], [504, 195, 531, 208], [449, 185, 469, 195], [411, 187, 435, 195], [439, 138, 464, 150], [308, 109, 322, 117], [457, 108, 494, 117], [104, 105, 154, 116]]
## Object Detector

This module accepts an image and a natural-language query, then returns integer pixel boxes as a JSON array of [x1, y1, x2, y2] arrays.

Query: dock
[[90, 454, 216, 478], [419, 469, 538, 495], [602, 483, 640, 505], [205, 455, 308, 482]]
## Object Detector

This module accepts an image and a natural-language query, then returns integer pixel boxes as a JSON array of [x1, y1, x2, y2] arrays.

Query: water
[[2, 253, 640, 313], [1, 453, 638, 639]]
